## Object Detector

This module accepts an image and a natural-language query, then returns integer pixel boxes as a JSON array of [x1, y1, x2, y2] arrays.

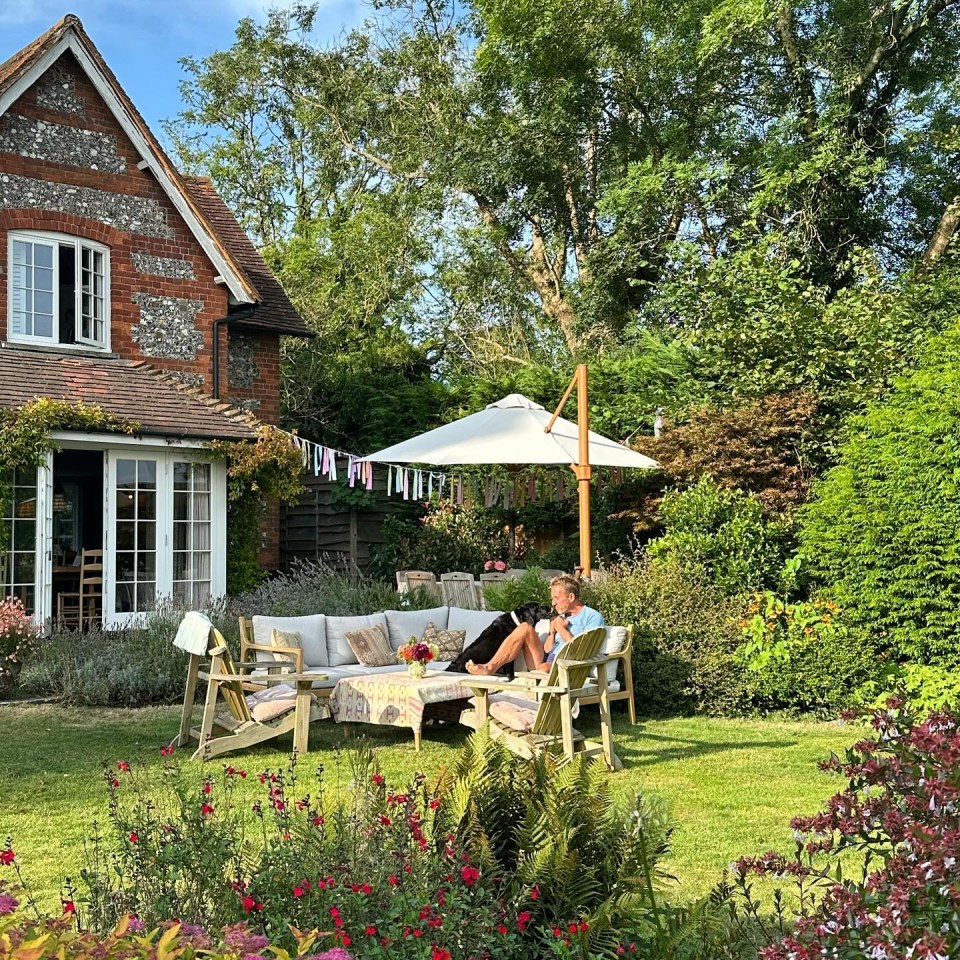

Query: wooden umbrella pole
[[546, 364, 592, 578]]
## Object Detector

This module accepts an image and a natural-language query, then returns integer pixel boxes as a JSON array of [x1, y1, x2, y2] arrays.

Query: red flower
[[460, 865, 480, 886], [293, 885, 304, 898], [361, 882, 372, 894], [497, 924, 508, 935], [160, 744, 174, 756], [553, 927, 563, 937], [372, 773, 385, 786], [432, 948, 451, 960], [517, 911, 532, 932], [430, 798, 441, 809], [379, 815, 392, 826], [61, 900, 75, 914], [530, 885, 540, 900], [202, 782, 212, 794], [569, 923, 578, 934], [579, 921, 589, 932], [0, 850, 15, 866], [109, 778, 120, 789], [200, 803, 214, 817], [388, 874, 399, 886], [116, 761, 130, 772], [365, 925, 377, 936], [129, 832, 138, 844], [341, 935, 352, 946], [313, 815, 324, 827]]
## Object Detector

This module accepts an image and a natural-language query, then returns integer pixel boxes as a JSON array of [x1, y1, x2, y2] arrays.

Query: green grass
[[0, 705, 857, 911]]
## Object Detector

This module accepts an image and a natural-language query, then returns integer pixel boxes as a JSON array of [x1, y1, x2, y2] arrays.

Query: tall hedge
[[800, 321, 960, 664]]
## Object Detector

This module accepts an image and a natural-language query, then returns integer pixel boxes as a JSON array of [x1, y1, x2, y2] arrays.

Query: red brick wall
[[0, 51, 286, 568]]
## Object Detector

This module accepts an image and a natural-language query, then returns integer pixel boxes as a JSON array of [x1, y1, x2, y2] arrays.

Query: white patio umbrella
[[360, 365, 658, 575]]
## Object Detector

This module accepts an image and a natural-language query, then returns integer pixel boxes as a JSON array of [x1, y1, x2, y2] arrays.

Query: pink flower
[[494, 560, 507, 572], [484, 560, 494, 571]]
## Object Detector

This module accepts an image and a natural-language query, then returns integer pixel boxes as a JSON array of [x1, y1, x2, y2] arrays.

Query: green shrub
[[584, 552, 751, 716], [800, 319, 960, 665], [375, 502, 511, 577], [736, 568, 884, 715], [21, 599, 235, 707], [481, 568, 551, 611], [235, 560, 418, 618], [649, 477, 793, 595]]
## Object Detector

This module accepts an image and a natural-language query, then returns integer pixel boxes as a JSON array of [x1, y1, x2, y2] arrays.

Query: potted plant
[[0, 597, 39, 697]]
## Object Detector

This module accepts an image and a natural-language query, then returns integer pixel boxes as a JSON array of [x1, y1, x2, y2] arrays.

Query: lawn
[[0, 704, 857, 912]]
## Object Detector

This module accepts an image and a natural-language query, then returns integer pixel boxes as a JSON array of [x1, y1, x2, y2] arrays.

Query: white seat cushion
[[447, 607, 501, 644], [325, 613, 388, 666], [384, 607, 450, 650], [253, 615, 327, 668], [604, 626, 628, 655]]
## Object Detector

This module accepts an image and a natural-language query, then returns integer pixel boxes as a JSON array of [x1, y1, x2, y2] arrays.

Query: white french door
[[102, 448, 226, 626]]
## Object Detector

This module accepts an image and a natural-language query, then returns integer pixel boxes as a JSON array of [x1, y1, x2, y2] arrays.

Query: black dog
[[446, 601, 553, 678]]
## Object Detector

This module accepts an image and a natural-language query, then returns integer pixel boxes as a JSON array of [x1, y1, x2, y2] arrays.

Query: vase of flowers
[[397, 637, 439, 679], [0, 597, 40, 697]]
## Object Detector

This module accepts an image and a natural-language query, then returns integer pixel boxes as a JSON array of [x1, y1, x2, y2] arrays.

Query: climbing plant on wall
[[208, 426, 305, 594]]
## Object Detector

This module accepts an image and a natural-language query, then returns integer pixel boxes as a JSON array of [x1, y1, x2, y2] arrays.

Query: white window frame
[[7, 229, 111, 351]]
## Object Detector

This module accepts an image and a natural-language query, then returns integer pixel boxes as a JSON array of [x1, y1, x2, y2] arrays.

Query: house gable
[[0, 15, 256, 305]]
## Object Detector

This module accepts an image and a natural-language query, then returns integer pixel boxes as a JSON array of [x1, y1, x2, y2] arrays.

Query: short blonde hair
[[550, 574, 581, 600]]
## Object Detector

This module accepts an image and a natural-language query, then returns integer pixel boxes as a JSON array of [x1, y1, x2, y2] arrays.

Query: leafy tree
[[636, 393, 820, 514]]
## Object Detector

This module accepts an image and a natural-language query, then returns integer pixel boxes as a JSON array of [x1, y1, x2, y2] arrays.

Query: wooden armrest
[[241, 641, 304, 672]]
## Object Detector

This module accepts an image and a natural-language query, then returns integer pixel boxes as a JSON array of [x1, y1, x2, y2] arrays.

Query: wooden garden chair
[[440, 572, 480, 609], [172, 616, 327, 761], [399, 570, 442, 602], [577, 626, 637, 724], [462, 626, 622, 770]]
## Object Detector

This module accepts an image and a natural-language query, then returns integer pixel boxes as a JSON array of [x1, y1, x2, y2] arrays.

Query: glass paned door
[[173, 462, 212, 608], [0, 469, 38, 613], [113, 457, 158, 614]]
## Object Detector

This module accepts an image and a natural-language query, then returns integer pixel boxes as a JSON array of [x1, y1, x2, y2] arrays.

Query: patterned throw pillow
[[344, 623, 395, 667], [421, 622, 466, 661], [270, 628, 303, 666]]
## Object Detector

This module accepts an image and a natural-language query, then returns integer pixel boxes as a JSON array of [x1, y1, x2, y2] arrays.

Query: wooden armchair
[[173, 618, 327, 761], [577, 626, 636, 724], [462, 627, 622, 770]]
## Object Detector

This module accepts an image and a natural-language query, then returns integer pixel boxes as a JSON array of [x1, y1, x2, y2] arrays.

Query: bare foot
[[466, 660, 493, 676]]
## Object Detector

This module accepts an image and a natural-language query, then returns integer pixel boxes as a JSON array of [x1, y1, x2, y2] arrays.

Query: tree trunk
[[923, 196, 960, 267]]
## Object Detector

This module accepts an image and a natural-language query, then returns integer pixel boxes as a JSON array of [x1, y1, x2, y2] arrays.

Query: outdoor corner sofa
[[237, 605, 636, 719]]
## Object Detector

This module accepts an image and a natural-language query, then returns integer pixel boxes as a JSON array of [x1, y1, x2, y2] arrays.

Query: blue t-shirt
[[546, 605, 606, 663]]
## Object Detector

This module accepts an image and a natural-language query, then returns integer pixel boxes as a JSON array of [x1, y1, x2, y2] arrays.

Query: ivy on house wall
[[208, 426, 305, 594], [0, 399, 138, 555]]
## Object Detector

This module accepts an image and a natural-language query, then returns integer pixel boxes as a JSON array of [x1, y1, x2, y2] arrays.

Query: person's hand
[[550, 615, 568, 633]]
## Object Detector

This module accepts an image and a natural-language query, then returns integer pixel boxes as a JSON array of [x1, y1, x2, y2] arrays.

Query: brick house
[[0, 16, 310, 627]]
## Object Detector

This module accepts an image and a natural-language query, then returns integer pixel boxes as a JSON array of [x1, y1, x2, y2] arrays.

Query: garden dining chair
[[440, 572, 480, 609]]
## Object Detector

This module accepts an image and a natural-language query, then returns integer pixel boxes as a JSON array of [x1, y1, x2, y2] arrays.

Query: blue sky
[[0, 0, 366, 129]]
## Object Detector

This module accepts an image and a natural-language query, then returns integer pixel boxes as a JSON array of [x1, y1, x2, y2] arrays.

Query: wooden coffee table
[[329, 670, 473, 750]]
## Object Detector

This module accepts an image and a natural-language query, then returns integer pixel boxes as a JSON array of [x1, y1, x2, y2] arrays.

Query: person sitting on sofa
[[466, 574, 605, 675]]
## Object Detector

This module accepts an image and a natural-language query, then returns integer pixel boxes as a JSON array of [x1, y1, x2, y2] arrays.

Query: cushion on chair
[[253, 615, 327, 668], [488, 693, 539, 733], [245, 684, 298, 722], [270, 628, 303, 665], [344, 623, 396, 667], [604, 626, 628, 655], [326, 613, 388, 666], [447, 607, 501, 644], [421, 622, 466, 660], [383, 607, 450, 650]]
